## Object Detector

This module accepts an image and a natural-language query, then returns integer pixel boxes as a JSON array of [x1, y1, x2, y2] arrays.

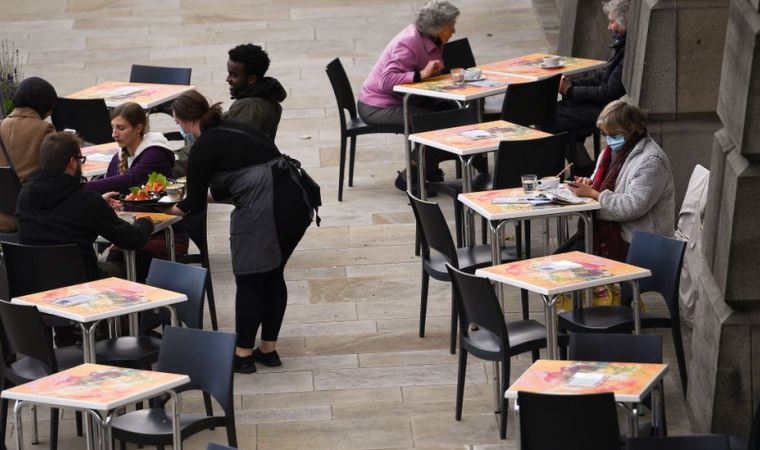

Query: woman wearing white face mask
[[564, 100, 675, 261]]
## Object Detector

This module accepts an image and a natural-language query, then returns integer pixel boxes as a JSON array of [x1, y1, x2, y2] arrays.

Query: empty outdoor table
[[476, 251, 651, 359], [11, 277, 186, 363], [507, 359, 668, 438], [393, 72, 532, 196], [67, 81, 195, 110], [479, 52, 606, 80], [2, 363, 188, 450]]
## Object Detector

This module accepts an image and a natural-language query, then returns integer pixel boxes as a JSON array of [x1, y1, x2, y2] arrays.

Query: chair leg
[[49, 408, 59, 450], [419, 270, 429, 338], [481, 217, 487, 245], [499, 358, 510, 440], [450, 285, 458, 355], [0, 394, 8, 450], [338, 133, 347, 201], [455, 348, 467, 421], [203, 391, 214, 429], [75, 411, 83, 437], [348, 135, 357, 187], [454, 202, 464, 248], [524, 220, 531, 258], [205, 271, 219, 331], [671, 323, 688, 396], [226, 414, 238, 448]]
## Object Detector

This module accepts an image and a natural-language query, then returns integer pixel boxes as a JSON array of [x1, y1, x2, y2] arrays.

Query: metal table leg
[[78, 321, 100, 450], [167, 390, 183, 450], [418, 144, 427, 200], [541, 294, 560, 359], [403, 94, 413, 195], [14, 400, 25, 450], [630, 280, 641, 334], [164, 226, 176, 262], [125, 250, 137, 281], [459, 155, 475, 246]]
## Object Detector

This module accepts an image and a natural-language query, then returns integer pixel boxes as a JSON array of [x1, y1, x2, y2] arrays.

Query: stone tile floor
[[0, 0, 692, 448]]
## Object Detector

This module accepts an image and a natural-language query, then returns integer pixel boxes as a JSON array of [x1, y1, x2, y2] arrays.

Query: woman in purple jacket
[[86, 102, 188, 280], [357, 1, 476, 190]]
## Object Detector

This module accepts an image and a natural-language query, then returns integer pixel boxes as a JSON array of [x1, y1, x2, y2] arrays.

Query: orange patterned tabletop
[[479, 53, 606, 80], [409, 120, 550, 156], [506, 359, 668, 403], [2, 363, 188, 411], [394, 72, 531, 101], [12, 277, 186, 323], [67, 81, 194, 109], [476, 251, 650, 296], [458, 187, 599, 221], [81, 142, 119, 178]]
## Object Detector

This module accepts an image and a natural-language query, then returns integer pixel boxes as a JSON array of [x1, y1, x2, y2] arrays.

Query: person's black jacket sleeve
[[90, 197, 154, 250], [567, 62, 625, 106]]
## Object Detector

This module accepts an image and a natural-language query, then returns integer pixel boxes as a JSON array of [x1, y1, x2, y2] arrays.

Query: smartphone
[[565, 181, 580, 188]]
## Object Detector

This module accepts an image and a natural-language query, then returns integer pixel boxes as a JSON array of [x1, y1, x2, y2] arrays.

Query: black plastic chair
[[129, 64, 192, 85], [176, 209, 218, 330], [0, 166, 21, 243], [95, 259, 208, 368], [570, 333, 666, 436], [408, 194, 516, 354], [0, 300, 84, 450], [51, 98, 113, 145], [518, 391, 621, 450], [443, 38, 476, 73], [447, 265, 546, 439], [500, 74, 561, 131], [410, 107, 490, 247], [111, 326, 237, 449], [325, 58, 404, 201], [627, 435, 730, 450], [558, 231, 689, 395]]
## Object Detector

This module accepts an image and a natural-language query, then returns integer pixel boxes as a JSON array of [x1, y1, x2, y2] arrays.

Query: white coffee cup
[[543, 55, 560, 67], [463, 68, 482, 81], [537, 176, 560, 190]]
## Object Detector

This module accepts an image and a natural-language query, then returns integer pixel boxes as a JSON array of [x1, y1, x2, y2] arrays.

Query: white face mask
[[179, 127, 195, 145], [607, 134, 625, 153]]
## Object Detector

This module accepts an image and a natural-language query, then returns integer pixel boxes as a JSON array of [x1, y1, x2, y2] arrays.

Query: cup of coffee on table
[[463, 68, 482, 81], [543, 55, 561, 67]]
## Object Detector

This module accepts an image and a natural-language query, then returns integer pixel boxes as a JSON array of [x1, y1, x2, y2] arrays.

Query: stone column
[[556, 0, 612, 58], [686, 0, 760, 435]]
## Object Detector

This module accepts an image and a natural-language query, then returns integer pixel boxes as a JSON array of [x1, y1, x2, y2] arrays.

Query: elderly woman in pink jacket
[[358, 0, 462, 190]]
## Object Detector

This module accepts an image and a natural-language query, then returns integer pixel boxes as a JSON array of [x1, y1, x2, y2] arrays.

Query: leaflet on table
[[86, 152, 116, 163], [531, 260, 583, 273], [542, 188, 586, 205], [111, 86, 144, 96], [51, 294, 98, 307], [565, 372, 607, 388], [490, 196, 552, 206]]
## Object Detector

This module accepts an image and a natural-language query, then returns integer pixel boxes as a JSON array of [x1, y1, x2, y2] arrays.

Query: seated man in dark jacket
[[16, 132, 154, 281], [553, 0, 629, 175]]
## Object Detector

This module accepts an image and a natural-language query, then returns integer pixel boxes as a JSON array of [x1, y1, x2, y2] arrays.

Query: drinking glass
[[450, 68, 464, 87], [521, 174, 538, 194]]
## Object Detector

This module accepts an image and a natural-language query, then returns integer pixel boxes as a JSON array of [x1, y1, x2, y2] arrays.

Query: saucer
[[464, 76, 486, 82], [540, 63, 565, 69]]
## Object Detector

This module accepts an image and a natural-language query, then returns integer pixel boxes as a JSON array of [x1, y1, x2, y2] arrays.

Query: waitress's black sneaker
[[252, 349, 282, 367], [233, 354, 257, 374]]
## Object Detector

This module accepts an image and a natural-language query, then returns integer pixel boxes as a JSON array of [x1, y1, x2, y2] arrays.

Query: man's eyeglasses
[[77, 155, 87, 164]]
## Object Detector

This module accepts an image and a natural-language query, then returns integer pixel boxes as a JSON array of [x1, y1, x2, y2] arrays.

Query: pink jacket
[[358, 24, 442, 108]]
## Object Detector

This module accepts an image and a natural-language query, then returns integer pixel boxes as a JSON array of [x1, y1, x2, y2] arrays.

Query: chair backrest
[[407, 193, 458, 267], [142, 259, 207, 330], [446, 265, 508, 345], [157, 327, 236, 416], [442, 38, 476, 73], [569, 333, 663, 363], [0, 300, 58, 373], [627, 435, 730, 450], [410, 106, 479, 134], [325, 58, 358, 126], [129, 64, 192, 85], [51, 97, 113, 145], [501, 74, 561, 130], [518, 391, 620, 450], [1, 242, 87, 298], [0, 166, 21, 218], [492, 132, 567, 190], [624, 231, 686, 319]]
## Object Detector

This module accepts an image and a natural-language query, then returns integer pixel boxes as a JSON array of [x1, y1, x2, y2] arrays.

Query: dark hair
[[111, 102, 148, 175], [12, 76, 58, 118], [228, 44, 270, 79], [40, 132, 81, 172], [172, 90, 223, 131]]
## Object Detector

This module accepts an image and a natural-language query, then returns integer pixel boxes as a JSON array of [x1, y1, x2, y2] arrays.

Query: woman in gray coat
[[566, 99, 674, 261]]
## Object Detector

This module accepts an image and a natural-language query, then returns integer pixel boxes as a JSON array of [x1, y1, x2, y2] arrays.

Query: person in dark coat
[[163, 90, 311, 374], [552, 0, 629, 175], [16, 132, 153, 281]]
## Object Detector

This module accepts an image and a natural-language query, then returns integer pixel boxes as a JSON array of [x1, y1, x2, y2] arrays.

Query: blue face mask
[[606, 134, 626, 153], [179, 127, 195, 145]]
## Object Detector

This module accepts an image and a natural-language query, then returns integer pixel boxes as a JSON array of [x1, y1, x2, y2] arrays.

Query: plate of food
[[120, 172, 169, 204]]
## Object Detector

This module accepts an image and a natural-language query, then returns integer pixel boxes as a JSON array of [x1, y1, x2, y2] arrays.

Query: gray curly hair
[[603, 0, 629, 30], [415, 0, 460, 37]]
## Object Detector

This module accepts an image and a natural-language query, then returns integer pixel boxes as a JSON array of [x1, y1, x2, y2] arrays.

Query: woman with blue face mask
[[564, 100, 675, 261]]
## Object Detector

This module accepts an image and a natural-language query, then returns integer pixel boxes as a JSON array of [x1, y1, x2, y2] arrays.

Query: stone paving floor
[[0, 0, 692, 448]]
